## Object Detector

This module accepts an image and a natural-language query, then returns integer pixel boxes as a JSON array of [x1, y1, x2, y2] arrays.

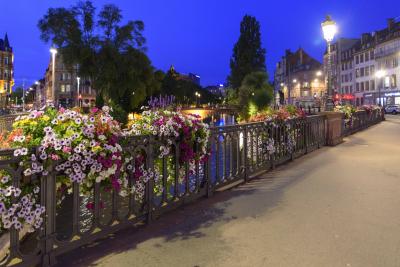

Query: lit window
[[384, 76, 390, 88]]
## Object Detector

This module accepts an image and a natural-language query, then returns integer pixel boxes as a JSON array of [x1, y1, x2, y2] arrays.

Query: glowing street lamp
[[375, 70, 387, 106], [321, 15, 337, 111], [195, 91, 201, 106]]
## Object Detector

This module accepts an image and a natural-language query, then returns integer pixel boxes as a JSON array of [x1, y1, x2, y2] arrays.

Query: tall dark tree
[[228, 15, 266, 89], [37, 1, 159, 120]]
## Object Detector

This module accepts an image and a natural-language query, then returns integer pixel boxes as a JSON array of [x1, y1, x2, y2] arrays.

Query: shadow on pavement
[[55, 148, 332, 267]]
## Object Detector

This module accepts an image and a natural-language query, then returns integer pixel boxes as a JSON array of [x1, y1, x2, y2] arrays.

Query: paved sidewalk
[[57, 115, 400, 267]]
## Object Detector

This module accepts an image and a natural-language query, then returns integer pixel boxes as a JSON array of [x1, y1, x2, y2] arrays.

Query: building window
[[360, 54, 364, 63], [370, 65, 375, 75], [350, 72, 353, 81], [350, 85, 353, 93], [356, 55, 359, 64], [356, 68, 360, 78], [360, 67, 365, 77], [60, 84, 66, 92], [370, 50, 374, 60], [365, 52, 369, 61], [4, 57, 9, 65], [361, 82, 364, 91], [385, 59, 390, 68], [394, 58, 399, 68], [384, 76, 390, 88], [365, 67, 370, 76], [365, 81, 370, 91], [356, 82, 360, 92], [4, 70, 8, 78], [66, 84, 71, 92], [391, 74, 397, 88], [370, 80, 375, 91]]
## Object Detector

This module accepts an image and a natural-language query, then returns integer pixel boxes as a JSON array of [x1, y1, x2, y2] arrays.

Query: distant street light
[[77, 77, 81, 107], [316, 71, 322, 77], [50, 47, 58, 106], [195, 91, 201, 106], [375, 70, 387, 106], [321, 15, 337, 111]]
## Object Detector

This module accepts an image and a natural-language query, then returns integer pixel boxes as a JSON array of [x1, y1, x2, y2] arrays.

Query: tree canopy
[[237, 71, 273, 120], [38, 1, 160, 120], [160, 67, 218, 106], [228, 15, 266, 89]]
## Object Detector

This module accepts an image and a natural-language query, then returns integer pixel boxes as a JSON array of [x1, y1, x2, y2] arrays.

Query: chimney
[[388, 18, 395, 31]]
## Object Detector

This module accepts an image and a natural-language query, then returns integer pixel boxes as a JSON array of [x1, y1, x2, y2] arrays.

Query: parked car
[[385, 105, 400, 114]]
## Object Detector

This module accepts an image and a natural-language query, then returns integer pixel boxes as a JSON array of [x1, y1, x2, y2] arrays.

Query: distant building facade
[[169, 65, 201, 86], [0, 33, 14, 108], [324, 18, 400, 106], [204, 84, 225, 96], [373, 18, 400, 106], [274, 48, 325, 107], [44, 54, 96, 108]]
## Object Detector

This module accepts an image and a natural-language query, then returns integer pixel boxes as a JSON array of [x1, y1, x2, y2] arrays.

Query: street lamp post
[[195, 91, 201, 107], [77, 77, 81, 108], [375, 70, 386, 107], [50, 47, 58, 107], [321, 15, 338, 111], [35, 81, 40, 108], [22, 79, 25, 112]]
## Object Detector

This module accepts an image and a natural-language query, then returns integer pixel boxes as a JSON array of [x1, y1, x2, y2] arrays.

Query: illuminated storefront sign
[[385, 92, 400, 97]]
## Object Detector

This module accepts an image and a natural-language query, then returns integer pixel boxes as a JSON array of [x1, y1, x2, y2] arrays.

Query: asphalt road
[[57, 115, 400, 267]]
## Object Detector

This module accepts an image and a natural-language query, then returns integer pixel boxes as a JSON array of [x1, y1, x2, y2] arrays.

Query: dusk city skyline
[[1, 1, 400, 266], [1, 0, 399, 87]]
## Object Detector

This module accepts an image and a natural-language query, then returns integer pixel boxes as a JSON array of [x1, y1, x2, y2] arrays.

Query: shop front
[[362, 91, 400, 106], [334, 93, 355, 106], [384, 91, 400, 105]]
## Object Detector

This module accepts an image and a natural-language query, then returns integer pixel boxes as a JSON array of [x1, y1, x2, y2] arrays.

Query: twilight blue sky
[[1, 0, 399, 87]]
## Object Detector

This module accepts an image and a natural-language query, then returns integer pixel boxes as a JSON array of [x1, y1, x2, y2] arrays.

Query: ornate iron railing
[[342, 109, 384, 136], [1, 115, 326, 266]]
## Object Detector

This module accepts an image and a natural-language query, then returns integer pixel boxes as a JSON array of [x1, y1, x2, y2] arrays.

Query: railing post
[[41, 163, 57, 267], [206, 134, 214, 197], [243, 127, 249, 182], [320, 112, 343, 146], [304, 119, 309, 154], [146, 136, 154, 224]]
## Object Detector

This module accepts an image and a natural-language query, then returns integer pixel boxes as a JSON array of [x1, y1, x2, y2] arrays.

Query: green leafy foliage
[[37, 1, 160, 119], [236, 71, 273, 120]]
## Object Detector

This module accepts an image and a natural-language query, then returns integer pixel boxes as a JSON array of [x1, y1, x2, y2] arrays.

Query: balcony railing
[[375, 46, 400, 59]]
